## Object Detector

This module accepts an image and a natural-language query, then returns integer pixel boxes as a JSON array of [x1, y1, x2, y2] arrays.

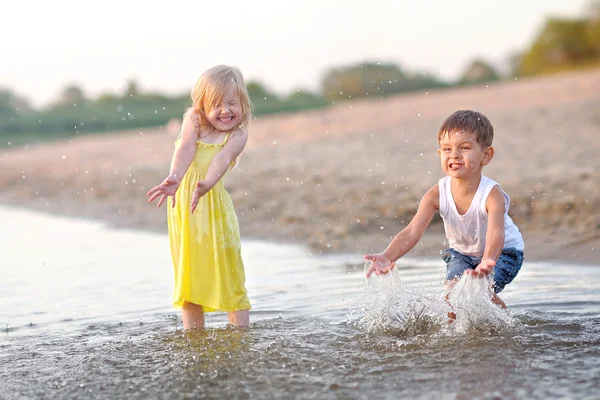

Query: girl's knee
[[182, 301, 204, 312]]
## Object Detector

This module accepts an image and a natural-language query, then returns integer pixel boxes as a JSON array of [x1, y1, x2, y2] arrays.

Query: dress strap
[[220, 131, 231, 145]]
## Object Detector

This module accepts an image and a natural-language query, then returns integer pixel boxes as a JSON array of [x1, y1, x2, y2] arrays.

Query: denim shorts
[[442, 247, 524, 293]]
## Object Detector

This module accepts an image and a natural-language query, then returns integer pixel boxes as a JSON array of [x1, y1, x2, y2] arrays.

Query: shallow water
[[1, 206, 599, 399]]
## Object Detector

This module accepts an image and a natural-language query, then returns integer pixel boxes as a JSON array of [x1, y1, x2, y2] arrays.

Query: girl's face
[[206, 85, 242, 132], [438, 131, 493, 180]]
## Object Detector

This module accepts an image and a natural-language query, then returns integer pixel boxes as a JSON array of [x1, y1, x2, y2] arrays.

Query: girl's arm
[[471, 186, 505, 275], [190, 128, 248, 213], [147, 113, 198, 207], [205, 128, 248, 187], [169, 113, 200, 180], [365, 184, 439, 277]]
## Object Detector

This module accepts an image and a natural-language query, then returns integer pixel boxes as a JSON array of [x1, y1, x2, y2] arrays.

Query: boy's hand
[[190, 180, 212, 214], [467, 258, 496, 277], [147, 175, 181, 208], [364, 254, 395, 278]]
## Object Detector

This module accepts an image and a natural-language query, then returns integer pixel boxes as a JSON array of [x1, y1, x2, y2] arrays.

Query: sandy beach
[[1, 69, 599, 264]]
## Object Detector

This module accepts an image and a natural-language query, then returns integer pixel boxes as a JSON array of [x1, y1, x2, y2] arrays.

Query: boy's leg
[[444, 278, 461, 320], [442, 249, 477, 321], [491, 248, 524, 308], [182, 301, 205, 329], [444, 281, 459, 321], [228, 310, 249, 327], [491, 294, 507, 309]]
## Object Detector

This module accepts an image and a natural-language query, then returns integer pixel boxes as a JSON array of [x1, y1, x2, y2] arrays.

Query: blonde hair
[[437, 110, 494, 148], [187, 65, 252, 131]]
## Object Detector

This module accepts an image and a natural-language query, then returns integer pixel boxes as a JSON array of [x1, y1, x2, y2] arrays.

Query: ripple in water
[[2, 207, 599, 399]]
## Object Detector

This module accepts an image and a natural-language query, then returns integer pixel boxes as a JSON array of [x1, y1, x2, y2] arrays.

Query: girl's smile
[[207, 85, 242, 131]]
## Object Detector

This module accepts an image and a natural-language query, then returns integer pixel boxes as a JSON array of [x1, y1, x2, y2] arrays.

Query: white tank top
[[438, 175, 524, 257]]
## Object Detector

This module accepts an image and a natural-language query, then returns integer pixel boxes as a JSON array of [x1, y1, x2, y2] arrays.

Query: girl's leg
[[228, 310, 249, 327], [182, 301, 205, 329]]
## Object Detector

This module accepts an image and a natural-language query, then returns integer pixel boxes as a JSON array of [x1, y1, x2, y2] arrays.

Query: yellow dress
[[167, 133, 251, 312]]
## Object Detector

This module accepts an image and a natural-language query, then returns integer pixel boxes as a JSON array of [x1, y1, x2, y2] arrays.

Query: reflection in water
[[1, 206, 600, 399]]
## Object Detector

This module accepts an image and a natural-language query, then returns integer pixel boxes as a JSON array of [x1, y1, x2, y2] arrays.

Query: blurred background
[[1, 0, 599, 260], [2, 0, 598, 146]]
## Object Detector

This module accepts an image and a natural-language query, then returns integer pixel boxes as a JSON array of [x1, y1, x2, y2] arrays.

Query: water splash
[[446, 273, 521, 334], [358, 263, 521, 337], [358, 263, 444, 336]]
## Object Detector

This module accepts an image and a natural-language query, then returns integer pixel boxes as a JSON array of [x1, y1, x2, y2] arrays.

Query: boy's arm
[[383, 185, 439, 261], [365, 185, 439, 277], [190, 128, 248, 213], [472, 186, 506, 275]]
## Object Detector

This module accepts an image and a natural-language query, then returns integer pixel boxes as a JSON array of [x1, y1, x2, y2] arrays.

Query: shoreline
[[1, 200, 598, 267], [1, 69, 599, 266]]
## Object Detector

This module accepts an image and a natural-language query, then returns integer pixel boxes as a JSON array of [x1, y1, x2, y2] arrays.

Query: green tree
[[124, 79, 140, 98], [286, 89, 328, 109], [321, 62, 407, 100], [247, 81, 276, 101], [585, 1, 600, 55], [0, 88, 32, 113], [459, 59, 501, 85], [53, 84, 87, 107], [321, 62, 448, 101], [516, 18, 599, 76], [96, 92, 119, 103]]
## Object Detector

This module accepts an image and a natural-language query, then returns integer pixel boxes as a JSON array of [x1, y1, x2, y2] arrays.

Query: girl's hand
[[190, 180, 212, 214], [147, 175, 181, 208], [467, 258, 496, 277], [364, 253, 395, 278]]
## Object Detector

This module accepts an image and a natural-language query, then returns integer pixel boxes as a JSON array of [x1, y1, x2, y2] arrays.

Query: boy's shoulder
[[420, 183, 440, 209]]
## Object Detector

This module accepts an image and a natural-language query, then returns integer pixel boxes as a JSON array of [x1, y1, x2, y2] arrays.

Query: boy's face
[[438, 131, 493, 180]]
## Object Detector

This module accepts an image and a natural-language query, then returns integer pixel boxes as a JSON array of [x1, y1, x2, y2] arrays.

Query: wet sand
[[1, 69, 599, 264]]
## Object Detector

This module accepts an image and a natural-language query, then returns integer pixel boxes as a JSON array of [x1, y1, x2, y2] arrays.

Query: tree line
[[1, 1, 599, 145]]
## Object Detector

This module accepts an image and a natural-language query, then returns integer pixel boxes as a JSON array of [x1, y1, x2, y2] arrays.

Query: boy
[[364, 110, 524, 313]]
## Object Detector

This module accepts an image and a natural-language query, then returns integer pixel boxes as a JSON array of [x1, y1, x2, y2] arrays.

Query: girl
[[147, 65, 252, 329]]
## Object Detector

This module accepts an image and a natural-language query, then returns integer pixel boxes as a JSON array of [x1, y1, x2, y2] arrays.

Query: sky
[[1, 0, 590, 108]]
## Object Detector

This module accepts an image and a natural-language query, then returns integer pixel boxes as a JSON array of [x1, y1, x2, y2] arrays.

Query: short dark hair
[[437, 110, 494, 148]]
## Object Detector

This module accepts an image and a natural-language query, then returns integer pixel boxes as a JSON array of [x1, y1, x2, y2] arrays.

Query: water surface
[[1, 206, 599, 399]]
